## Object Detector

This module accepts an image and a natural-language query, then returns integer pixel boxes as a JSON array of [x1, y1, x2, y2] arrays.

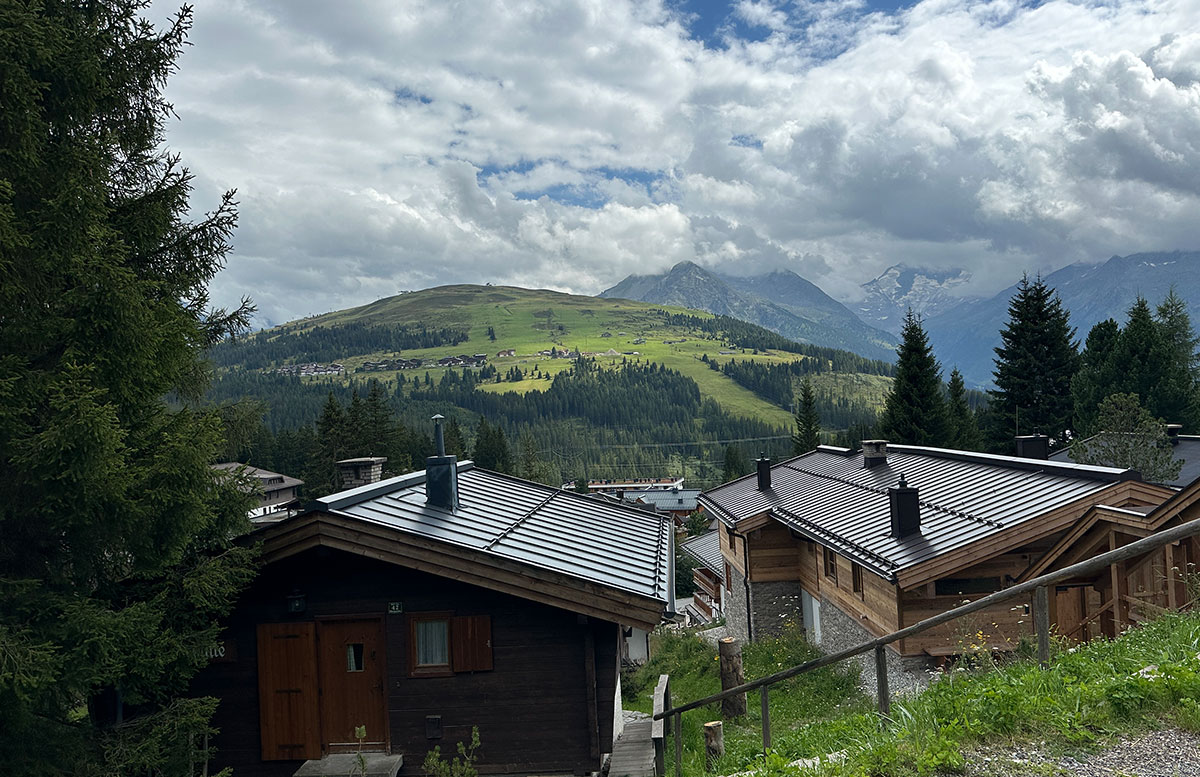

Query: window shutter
[[256, 622, 321, 760], [451, 615, 493, 672]]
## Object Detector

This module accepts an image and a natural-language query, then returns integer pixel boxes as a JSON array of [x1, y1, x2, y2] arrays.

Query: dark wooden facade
[[194, 547, 620, 776]]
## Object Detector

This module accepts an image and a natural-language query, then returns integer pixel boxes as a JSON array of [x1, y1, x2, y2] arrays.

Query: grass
[[627, 612, 1200, 776], [254, 284, 885, 428]]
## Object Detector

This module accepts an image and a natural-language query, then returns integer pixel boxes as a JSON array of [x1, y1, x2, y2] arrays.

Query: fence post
[[761, 684, 771, 753], [704, 721, 724, 770], [1035, 585, 1050, 668], [674, 712, 682, 777], [874, 645, 890, 717], [718, 637, 747, 718]]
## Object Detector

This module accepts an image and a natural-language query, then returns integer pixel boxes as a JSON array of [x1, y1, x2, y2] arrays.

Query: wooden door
[[257, 622, 321, 761], [317, 619, 387, 751]]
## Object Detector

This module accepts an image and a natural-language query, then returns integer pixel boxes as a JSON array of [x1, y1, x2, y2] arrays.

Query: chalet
[[213, 463, 304, 523], [586, 477, 685, 494], [680, 531, 725, 625], [699, 441, 1172, 675], [496, 349, 516, 357], [623, 487, 701, 519], [195, 424, 673, 777]]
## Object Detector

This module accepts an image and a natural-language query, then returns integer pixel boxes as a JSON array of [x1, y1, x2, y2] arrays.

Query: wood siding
[[193, 548, 620, 777]]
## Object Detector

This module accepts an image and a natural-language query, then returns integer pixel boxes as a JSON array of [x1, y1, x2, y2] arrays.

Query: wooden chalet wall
[[194, 548, 619, 777]]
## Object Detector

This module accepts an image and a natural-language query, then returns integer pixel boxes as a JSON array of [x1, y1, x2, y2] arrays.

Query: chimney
[[756, 456, 772, 491], [425, 414, 459, 512], [863, 440, 888, 468], [1014, 434, 1049, 460], [889, 473, 921, 539], [1166, 424, 1183, 445], [336, 456, 387, 489]]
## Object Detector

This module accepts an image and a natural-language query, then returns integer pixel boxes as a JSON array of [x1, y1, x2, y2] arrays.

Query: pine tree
[[988, 275, 1078, 449], [0, 4, 257, 772], [443, 417, 468, 458], [945, 368, 983, 450], [473, 417, 513, 473], [723, 445, 750, 482], [879, 310, 948, 446], [792, 378, 821, 454]]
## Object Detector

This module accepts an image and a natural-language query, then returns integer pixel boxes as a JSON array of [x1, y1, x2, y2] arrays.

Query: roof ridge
[[485, 489, 559, 551], [781, 462, 1002, 529]]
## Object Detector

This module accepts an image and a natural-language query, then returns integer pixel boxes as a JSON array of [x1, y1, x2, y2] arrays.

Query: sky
[[149, 0, 1200, 328]]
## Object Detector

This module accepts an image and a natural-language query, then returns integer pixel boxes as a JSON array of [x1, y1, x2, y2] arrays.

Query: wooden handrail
[[656, 513, 1200, 721]]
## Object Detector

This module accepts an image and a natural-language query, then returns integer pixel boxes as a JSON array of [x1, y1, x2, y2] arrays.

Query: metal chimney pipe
[[433, 413, 446, 456]]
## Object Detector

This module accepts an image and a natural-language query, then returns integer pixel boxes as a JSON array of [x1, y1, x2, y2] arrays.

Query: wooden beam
[[1166, 542, 1178, 610], [583, 626, 599, 762]]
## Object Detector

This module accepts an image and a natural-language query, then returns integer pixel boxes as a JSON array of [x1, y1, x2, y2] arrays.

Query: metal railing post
[[673, 712, 682, 777], [874, 645, 890, 717], [761, 684, 771, 752], [1035, 585, 1051, 668]]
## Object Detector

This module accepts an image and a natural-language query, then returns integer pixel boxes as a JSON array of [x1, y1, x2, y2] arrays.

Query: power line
[[576, 434, 792, 450]]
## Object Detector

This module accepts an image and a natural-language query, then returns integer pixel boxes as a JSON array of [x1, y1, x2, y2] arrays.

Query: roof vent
[[756, 456, 772, 491], [889, 473, 921, 539], [425, 414, 459, 512], [863, 440, 888, 468], [1014, 433, 1049, 460], [1166, 424, 1183, 445]]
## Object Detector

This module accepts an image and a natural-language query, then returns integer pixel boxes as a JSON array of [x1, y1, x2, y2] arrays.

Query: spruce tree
[[988, 275, 1078, 449], [946, 368, 983, 450], [723, 445, 750, 482], [792, 378, 821, 454], [879, 310, 948, 446], [1071, 319, 1122, 436], [0, 4, 257, 773]]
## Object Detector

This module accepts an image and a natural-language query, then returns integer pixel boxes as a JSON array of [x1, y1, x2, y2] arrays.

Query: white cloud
[[151, 0, 1200, 326]]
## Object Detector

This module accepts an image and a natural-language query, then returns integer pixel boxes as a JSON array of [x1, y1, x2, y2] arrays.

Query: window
[[934, 577, 1002, 596], [823, 547, 838, 583], [345, 643, 365, 672], [409, 613, 452, 677], [408, 613, 492, 677], [852, 563, 864, 598]]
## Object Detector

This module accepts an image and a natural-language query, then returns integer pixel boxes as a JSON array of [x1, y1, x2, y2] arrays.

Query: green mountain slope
[[218, 284, 892, 430]]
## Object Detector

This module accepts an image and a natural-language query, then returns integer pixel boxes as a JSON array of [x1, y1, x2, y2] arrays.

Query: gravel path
[[966, 729, 1200, 776]]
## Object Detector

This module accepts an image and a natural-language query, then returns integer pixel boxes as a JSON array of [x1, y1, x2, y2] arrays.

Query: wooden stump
[[704, 720, 724, 771], [718, 637, 746, 718]]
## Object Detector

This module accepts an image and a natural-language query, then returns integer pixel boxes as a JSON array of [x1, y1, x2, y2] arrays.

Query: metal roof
[[624, 489, 701, 511], [306, 461, 672, 605], [700, 445, 1137, 580], [1049, 435, 1199, 488], [680, 531, 723, 578]]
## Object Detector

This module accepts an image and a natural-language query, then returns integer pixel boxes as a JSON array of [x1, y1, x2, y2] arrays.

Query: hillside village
[[7, 5, 1200, 777]]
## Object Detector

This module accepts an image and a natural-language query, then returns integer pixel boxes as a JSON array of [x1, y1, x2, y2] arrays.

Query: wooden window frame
[[408, 611, 454, 678], [852, 562, 864, 599], [823, 547, 838, 583]]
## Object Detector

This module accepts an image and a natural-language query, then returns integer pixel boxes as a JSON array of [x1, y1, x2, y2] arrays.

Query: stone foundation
[[725, 566, 751, 642], [749, 580, 806, 638], [818, 597, 932, 696]]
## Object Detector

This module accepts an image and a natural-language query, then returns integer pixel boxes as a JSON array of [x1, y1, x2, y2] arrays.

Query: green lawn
[[628, 612, 1200, 776]]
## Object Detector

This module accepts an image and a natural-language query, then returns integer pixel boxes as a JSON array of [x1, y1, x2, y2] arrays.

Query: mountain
[[600, 261, 897, 361], [858, 264, 977, 335], [926, 251, 1200, 386]]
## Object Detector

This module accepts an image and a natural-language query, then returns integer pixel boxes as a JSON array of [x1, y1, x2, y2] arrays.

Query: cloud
[[150, 0, 1200, 326]]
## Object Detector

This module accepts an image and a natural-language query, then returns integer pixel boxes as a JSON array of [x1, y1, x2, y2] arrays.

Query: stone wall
[[725, 566, 750, 642], [749, 580, 806, 639], [817, 596, 931, 696]]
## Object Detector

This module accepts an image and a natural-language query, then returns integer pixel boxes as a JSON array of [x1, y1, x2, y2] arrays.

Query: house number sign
[[388, 601, 403, 614]]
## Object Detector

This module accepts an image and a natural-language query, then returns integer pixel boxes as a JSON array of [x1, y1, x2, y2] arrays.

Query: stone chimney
[[1014, 433, 1049, 460], [425, 414, 459, 512], [889, 474, 921, 539], [336, 456, 387, 489], [863, 440, 888, 468], [756, 456, 772, 491]]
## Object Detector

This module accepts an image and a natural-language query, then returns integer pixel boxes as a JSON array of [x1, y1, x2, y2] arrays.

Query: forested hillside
[[207, 285, 899, 492]]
